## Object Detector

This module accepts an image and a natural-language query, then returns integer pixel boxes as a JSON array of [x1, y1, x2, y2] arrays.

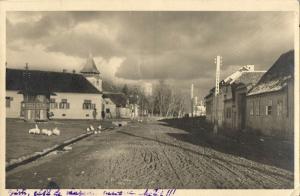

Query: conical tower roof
[[80, 54, 100, 74]]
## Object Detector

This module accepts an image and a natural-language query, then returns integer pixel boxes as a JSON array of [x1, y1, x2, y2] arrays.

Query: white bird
[[90, 125, 95, 131], [86, 127, 91, 132], [46, 130, 52, 136], [52, 128, 60, 136], [97, 125, 102, 130], [94, 131, 98, 134], [41, 129, 48, 135], [29, 124, 40, 134], [28, 128, 36, 134], [35, 128, 41, 135]]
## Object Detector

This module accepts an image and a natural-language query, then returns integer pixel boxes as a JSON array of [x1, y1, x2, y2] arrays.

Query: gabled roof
[[6, 68, 102, 94], [248, 50, 294, 96], [235, 71, 266, 91], [224, 65, 254, 84], [103, 93, 128, 107], [80, 55, 100, 74]]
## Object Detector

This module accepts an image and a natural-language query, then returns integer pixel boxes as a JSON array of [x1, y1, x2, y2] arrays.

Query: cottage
[[246, 50, 294, 139], [6, 55, 103, 121], [223, 70, 265, 130]]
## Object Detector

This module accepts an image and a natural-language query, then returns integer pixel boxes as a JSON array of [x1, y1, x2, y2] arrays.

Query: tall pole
[[214, 55, 222, 134], [191, 83, 194, 117]]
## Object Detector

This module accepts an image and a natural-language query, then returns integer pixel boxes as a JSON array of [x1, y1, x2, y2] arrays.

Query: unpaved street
[[6, 120, 293, 189]]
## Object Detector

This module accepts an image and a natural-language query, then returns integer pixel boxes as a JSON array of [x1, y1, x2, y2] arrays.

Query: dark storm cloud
[[45, 31, 123, 58], [7, 11, 294, 98]]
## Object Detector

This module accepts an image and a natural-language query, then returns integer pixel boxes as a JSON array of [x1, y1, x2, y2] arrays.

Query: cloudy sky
[[6, 11, 294, 100]]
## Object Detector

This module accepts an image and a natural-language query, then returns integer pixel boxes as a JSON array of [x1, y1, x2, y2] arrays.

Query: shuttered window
[[265, 100, 272, 116], [59, 99, 70, 109], [6, 97, 13, 108], [83, 100, 95, 110]]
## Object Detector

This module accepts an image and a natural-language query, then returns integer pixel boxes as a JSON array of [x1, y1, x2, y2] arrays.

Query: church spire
[[80, 54, 100, 75]]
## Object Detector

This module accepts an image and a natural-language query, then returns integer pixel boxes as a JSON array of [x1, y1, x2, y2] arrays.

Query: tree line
[[121, 80, 186, 117]]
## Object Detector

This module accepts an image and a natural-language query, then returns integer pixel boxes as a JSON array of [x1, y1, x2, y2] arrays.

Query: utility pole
[[191, 83, 194, 117], [214, 55, 222, 134]]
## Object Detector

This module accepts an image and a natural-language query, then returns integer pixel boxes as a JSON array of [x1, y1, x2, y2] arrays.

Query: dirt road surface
[[6, 120, 293, 189]]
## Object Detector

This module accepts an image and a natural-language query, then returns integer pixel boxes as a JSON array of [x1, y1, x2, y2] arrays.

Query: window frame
[[265, 100, 272, 116], [6, 97, 12, 108], [59, 99, 70, 109], [277, 100, 283, 116]]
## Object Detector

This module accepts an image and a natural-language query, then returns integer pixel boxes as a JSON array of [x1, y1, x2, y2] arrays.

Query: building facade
[[204, 65, 265, 131], [246, 50, 294, 139], [6, 56, 103, 121]]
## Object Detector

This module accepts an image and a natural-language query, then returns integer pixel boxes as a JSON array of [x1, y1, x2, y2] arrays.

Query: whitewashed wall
[[50, 92, 102, 120], [6, 90, 23, 118]]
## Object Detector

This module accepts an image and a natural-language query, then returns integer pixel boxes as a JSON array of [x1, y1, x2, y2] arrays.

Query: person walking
[[93, 108, 97, 120]]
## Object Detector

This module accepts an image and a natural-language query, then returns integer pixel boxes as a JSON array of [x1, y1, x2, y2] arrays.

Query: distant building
[[6, 55, 103, 121], [192, 97, 206, 116], [143, 82, 153, 97], [246, 50, 294, 139], [102, 93, 131, 119]]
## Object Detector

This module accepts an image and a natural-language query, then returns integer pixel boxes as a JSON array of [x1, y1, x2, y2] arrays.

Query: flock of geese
[[28, 124, 102, 136]]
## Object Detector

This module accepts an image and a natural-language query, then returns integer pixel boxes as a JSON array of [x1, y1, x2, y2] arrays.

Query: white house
[[6, 55, 103, 121]]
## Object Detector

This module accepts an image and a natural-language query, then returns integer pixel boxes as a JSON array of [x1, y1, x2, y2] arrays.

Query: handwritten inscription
[[9, 189, 29, 196], [103, 189, 176, 196], [8, 189, 176, 196]]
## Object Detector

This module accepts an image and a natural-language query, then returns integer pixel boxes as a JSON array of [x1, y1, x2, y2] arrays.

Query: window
[[255, 100, 260, 116], [6, 97, 13, 108], [265, 100, 272, 116], [83, 100, 91, 109], [59, 99, 70, 109], [83, 100, 96, 110], [226, 108, 231, 118], [50, 98, 58, 109], [277, 100, 283, 116], [106, 108, 110, 113], [250, 102, 254, 116]]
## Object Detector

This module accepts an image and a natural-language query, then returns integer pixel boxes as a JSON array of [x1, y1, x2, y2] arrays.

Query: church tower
[[80, 54, 102, 92]]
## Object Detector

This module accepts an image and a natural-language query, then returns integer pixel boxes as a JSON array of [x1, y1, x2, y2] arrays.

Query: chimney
[[246, 65, 255, 71]]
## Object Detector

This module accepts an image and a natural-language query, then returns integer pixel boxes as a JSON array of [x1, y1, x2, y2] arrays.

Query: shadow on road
[[118, 130, 293, 181], [157, 118, 294, 172]]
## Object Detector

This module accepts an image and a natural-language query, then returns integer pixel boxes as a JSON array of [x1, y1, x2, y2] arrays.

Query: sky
[[6, 11, 294, 100]]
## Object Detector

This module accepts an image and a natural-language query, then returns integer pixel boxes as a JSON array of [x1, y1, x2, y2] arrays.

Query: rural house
[[205, 65, 265, 131], [246, 50, 294, 139]]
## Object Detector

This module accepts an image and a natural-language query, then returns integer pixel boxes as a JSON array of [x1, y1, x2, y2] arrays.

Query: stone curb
[[6, 128, 110, 172]]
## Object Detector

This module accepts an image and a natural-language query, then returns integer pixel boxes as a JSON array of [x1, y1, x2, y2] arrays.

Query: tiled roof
[[235, 71, 266, 91], [6, 68, 102, 94], [248, 50, 294, 96]]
